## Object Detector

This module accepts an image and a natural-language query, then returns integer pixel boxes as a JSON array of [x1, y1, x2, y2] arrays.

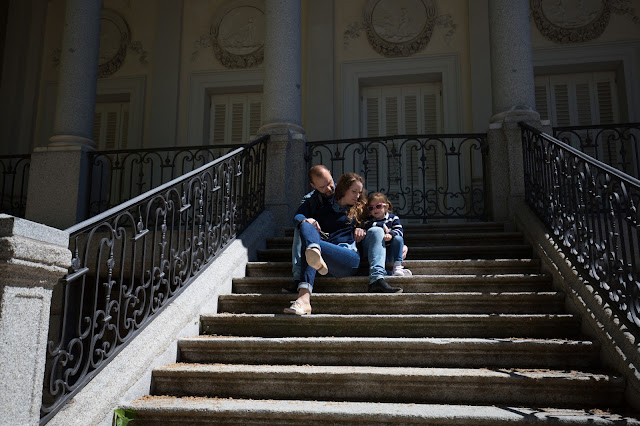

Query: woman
[[284, 172, 401, 315]]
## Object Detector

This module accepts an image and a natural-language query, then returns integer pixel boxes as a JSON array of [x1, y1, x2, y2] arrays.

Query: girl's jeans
[[386, 235, 405, 264], [298, 221, 360, 293]]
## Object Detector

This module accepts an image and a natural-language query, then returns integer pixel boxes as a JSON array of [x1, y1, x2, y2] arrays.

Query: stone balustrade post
[[0, 215, 71, 426]]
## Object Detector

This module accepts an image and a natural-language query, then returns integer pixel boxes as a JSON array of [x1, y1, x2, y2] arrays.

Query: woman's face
[[339, 180, 363, 206]]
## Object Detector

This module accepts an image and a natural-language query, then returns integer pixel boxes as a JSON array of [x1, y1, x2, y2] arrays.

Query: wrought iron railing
[[306, 134, 488, 221], [553, 123, 640, 179], [40, 136, 268, 424], [0, 154, 30, 217], [521, 122, 640, 332], [87, 144, 241, 217]]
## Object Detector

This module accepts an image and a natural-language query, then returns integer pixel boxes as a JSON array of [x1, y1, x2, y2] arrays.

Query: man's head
[[308, 165, 335, 196]]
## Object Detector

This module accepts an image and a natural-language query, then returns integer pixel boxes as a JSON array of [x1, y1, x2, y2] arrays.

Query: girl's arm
[[388, 215, 404, 238]]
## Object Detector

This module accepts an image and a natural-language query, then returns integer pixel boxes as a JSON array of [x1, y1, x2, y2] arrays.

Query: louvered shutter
[[248, 99, 261, 137], [211, 101, 227, 144], [534, 78, 550, 121]]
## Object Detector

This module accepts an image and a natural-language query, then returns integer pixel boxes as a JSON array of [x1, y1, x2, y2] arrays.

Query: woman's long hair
[[334, 172, 367, 226]]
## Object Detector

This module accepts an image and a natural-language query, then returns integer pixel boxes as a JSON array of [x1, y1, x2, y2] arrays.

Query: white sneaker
[[393, 266, 405, 276], [402, 268, 413, 276]]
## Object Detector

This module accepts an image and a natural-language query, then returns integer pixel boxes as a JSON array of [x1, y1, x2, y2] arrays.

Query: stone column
[[25, 0, 102, 229], [486, 0, 541, 225], [258, 0, 306, 233], [0, 215, 71, 426]]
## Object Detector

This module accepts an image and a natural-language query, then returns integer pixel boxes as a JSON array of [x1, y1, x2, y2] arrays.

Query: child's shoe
[[393, 261, 409, 276]]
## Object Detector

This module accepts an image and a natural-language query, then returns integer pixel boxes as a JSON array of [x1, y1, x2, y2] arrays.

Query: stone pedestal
[[25, 145, 93, 230], [487, 109, 541, 225], [0, 215, 71, 426]]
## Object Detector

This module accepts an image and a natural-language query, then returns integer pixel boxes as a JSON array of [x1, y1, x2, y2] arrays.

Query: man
[[283, 165, 335, 293]]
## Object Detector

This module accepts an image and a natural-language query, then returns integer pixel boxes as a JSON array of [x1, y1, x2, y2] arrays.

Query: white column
[[488, 0, 536, 117], [259, 0, 306, 233]]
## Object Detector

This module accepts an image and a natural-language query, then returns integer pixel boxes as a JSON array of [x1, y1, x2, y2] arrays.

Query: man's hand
[[304, 218, 322, 232], [354, 227, 366, 243]]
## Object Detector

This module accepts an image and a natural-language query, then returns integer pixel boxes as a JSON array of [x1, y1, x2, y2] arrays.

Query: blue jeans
[[386, 235, 405, 264], [291, 227, 302, 281], [298, 221, 360, 293], [360, 227, 387, 283]]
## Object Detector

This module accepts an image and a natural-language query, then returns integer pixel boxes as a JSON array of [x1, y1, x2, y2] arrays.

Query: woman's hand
[[354, 227, 366, 243]]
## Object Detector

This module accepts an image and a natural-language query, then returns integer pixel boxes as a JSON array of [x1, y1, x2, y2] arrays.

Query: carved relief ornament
[[98, 9, 131, 77], [210, 0, 265, 68], [530, 0, 611, 43], [363, 0, 438, 57]]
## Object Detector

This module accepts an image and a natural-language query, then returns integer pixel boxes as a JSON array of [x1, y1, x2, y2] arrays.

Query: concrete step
[[245, 259, 543, 277], [177, 336, 600, 369], [257, 244, 533, 261], [267, 232, 525, 249], [124, 396, 640, 425], [218, 292, 565, 315], [233, 274, 553, 294], [149, 364, 625, 409], [200, 313, 580, 339], [283, 222, 507, 237]]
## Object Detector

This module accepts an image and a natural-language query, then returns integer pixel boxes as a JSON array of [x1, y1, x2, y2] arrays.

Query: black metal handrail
[[306, 134, 488, 221], [553, 123, 640, 179], [521, 122, 640, 333], [87, 143, 242, 217], [0, 154, 31, 217], [40, 136, 268, 424]]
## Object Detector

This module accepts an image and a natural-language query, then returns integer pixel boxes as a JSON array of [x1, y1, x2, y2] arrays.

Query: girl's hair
[[367, 192, 394, 213], [334, 172, 367, 226]]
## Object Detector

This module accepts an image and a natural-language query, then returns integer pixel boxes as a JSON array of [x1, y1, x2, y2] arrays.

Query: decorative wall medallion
[[531, 0, 610, 43], [210, 0, 265, 68], [98, 9, 131, 77], [363, 0, 438, 57]]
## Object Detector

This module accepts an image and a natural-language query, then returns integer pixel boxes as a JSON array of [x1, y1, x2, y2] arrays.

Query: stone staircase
[[123, 222, 640, 425]]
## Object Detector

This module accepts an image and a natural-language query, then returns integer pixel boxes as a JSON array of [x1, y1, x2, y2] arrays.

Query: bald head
[[309, 165, 335, 196]]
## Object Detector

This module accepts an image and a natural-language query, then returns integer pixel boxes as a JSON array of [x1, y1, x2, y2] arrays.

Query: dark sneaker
[[368, 278, 403, 293], [282, 280, 300, 294]]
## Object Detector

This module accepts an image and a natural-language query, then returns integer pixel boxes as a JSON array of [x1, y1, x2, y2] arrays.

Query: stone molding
[[530, 0, 611, 43], [209, 0, 265, 68], [363, 0, 438, 57]]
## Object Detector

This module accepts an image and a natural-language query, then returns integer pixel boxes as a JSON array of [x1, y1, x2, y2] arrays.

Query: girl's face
[[368, 199, 387, 220], [340, 181, 363, 206]]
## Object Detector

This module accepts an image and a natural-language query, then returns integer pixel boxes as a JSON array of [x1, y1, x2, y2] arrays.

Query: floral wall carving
[[531, 0, 640, 44], [194, 0, 265, 68]]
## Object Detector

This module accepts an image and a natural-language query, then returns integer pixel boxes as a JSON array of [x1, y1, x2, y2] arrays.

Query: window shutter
[[385, 95, 399, 135], [366, 97, 380, 137], [105, 111, 118, 150], [230, 102, 244, 143], [534, 79, 550, 121], [120, 104, 129, 149], [575, 82, 593, 125], [249, 101, 261, 136], [552, 83, 571, 126], [596, 80, 615, 124], [93, 112, 103, 146], [404, 95, 418, 134], [211, 103, 227, 144]]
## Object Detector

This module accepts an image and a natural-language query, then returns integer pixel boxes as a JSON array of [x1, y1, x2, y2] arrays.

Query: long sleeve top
[[364, 212, 404, 242]]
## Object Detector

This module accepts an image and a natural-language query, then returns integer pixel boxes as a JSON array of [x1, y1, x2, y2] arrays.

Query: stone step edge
[[234, 274, 552, 283], [122, 396, 640, 425]]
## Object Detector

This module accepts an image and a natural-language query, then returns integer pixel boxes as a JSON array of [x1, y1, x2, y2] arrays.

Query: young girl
[[363, 192, 412, 276]]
